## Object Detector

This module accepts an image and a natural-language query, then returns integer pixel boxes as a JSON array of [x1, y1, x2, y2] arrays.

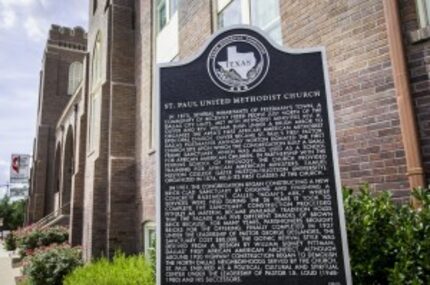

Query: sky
[[0, 0, 89, 196]]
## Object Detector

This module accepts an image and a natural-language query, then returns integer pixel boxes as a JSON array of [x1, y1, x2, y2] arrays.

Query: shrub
[[37, 226, 68, 246], [4, 231, 17, 251], [343, 185, 397, 284], [64, 253, 154, 285], [0, 197, 25, 230], [16, 226, 68, 257], [344, 185, 430, 285], [387, 188, 430, 285], [23, 244, 82, 285]]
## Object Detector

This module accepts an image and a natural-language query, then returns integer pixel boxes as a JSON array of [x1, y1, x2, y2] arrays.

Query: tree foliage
[[0, 196, 25, 230]]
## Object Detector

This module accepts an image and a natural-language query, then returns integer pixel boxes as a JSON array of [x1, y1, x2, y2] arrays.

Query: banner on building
[[10, 154, 31, 183]]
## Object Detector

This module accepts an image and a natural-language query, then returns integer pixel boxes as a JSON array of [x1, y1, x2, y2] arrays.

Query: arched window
[[68, 62, 83, 95], [92, 33, 102, 88]]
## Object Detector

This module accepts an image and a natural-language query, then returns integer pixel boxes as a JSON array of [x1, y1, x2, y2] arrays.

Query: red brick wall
[[172, 0, 412, 196], [43, 0, 430, 258], [280, 0, 409, 196], [82, 0, 138, 259], [82, 0, 110, 260], [132, 2, 423, 241], [400, 0, 430, 186], [178, 0, 213, 59]]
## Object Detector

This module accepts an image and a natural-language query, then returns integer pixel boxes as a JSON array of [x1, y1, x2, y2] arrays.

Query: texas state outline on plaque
[[217, 46, 256, 80]]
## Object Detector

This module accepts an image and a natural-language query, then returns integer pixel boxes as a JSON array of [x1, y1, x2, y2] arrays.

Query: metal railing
[[32, 202, 71, 229]]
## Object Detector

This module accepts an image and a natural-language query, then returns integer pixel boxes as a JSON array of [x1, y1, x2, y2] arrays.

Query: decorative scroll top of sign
[[208, 34, 270, 93]]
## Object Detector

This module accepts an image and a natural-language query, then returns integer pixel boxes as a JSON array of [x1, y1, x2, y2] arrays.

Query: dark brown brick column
[[69, 97, 88, 246], [32, 126, 50, 221], [105, 1, 138, 257], [83, 0, 138, 259], [135, 0, 156, 250]]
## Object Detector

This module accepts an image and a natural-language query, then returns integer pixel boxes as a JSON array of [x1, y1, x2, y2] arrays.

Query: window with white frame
[[68, 62, 83, 95], [156, 0, 167, 32], [416, 0, 430, 28], [217, 0, 282, 44], [151, 0, 180, 151], [143, 222, 156, 257], [155, 0, 179, 63], [217, 0, 244, 28], [156, 0, 179, 32]]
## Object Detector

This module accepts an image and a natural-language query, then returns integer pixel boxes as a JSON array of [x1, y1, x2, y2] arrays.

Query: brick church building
[[26, 0, 430, 259]]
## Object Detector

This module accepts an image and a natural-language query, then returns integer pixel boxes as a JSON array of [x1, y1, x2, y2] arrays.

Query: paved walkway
[[0, 241, 21, 285]]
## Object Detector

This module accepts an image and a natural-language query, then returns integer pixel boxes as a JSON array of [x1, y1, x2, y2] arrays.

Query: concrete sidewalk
[[0, 241, 21, 285]]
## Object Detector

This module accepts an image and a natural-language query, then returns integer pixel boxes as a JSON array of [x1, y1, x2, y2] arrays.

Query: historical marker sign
[[157, 26, 352, 285]]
